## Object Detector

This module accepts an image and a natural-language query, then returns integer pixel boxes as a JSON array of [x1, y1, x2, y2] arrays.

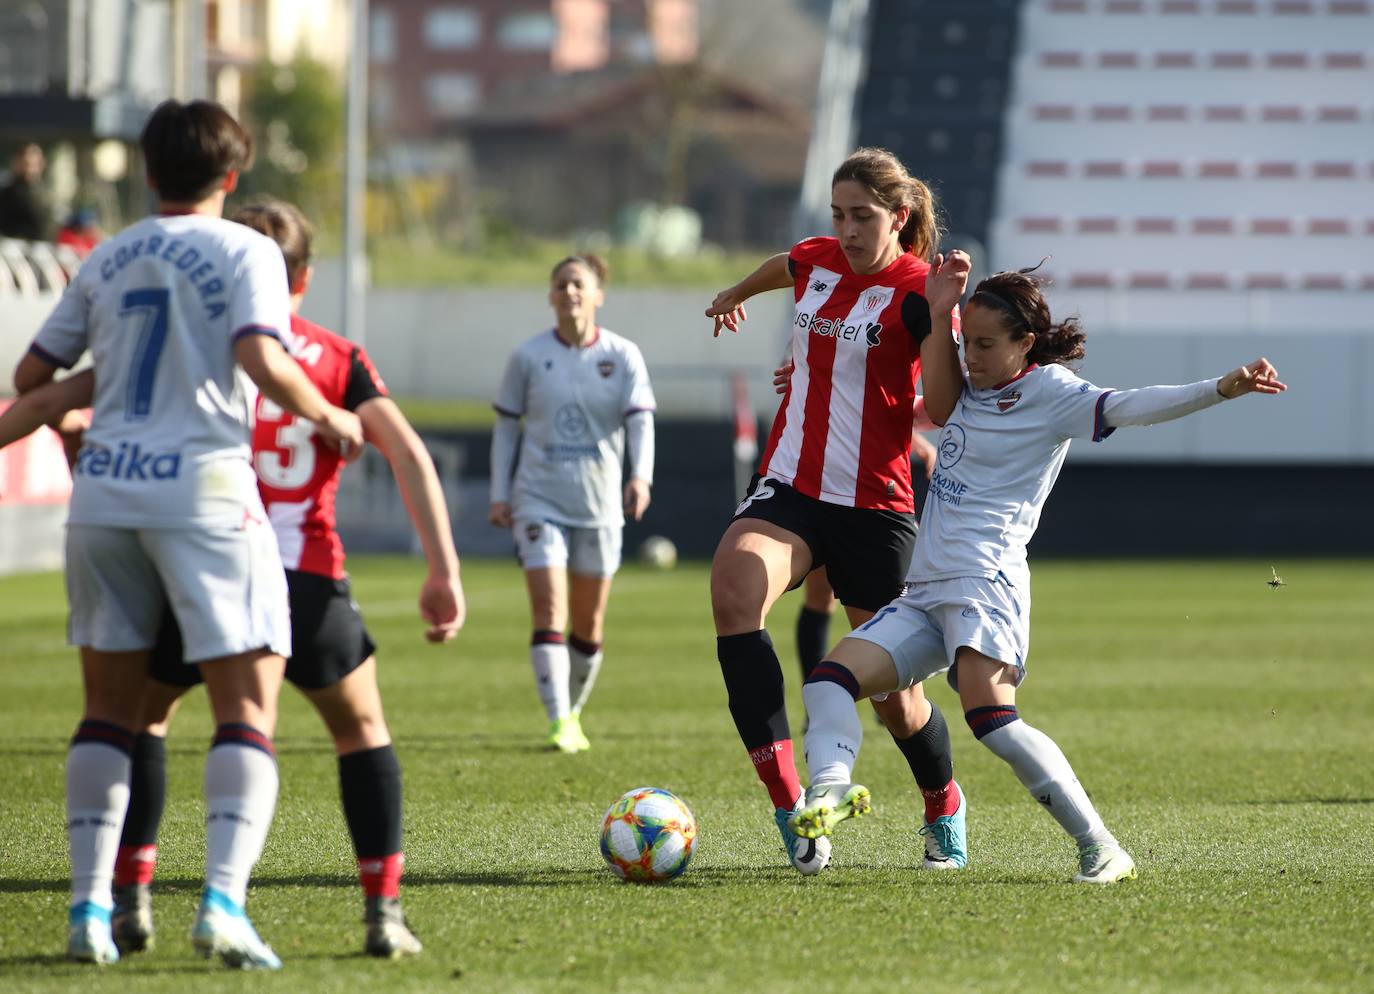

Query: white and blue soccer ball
[[637, 535, 678, 570], [599, 787, 697, 882]]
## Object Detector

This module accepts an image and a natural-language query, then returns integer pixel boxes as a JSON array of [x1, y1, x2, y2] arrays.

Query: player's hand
[[772, 360, 794, 395], [926, 250, 971, 316], [55, 410, 89, 470], [419, 573, 465, 643], [488, 501, 513, 528], [911, 432, 938, 478], [706, 287, 748, 337], [315, 407, 365, 461], [1218, 357, 1286, 399], [623, 477, 651, 522]]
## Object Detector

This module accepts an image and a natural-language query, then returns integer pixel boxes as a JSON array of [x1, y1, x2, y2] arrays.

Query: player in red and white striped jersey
[[706, 148, 968, 875]]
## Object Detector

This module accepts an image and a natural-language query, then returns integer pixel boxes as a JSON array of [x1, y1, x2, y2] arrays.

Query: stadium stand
[[991, 0, 1374, 330]]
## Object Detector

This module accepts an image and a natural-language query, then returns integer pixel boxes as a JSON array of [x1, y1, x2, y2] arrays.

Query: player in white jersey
[[11, 100, 364, 968], [791, 251, 1286, 883], [489, 254, 656, 753]]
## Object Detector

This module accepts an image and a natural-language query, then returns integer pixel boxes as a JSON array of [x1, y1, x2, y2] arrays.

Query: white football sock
[[67, 742, 132, 910], [979, 720, 1117, 849], [568, 641, 603, 714], [204, 738, 279, 907], [802, 681, 863, 786], [530, 640, 571, 721]]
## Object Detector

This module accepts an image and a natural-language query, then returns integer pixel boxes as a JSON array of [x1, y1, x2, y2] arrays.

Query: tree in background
[[239, 54, 344, 230]]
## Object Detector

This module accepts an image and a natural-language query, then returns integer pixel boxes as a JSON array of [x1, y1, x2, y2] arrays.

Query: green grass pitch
[[1, 557, 1371, 993]]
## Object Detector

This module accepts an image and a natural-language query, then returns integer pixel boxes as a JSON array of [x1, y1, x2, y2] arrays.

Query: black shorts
[[150, 570, 377, 690], [732, 475, 916, 613]]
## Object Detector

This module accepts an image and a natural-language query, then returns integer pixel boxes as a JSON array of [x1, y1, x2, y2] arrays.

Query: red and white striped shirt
[[760, 237, 953, 513]]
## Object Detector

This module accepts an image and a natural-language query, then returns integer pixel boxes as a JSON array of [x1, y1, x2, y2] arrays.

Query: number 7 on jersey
[[120, 287, 170, 421]]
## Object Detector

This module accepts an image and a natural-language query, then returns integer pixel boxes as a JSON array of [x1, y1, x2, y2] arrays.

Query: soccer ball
[[599, 787, 697, 882], [638, 535, 677, 570]]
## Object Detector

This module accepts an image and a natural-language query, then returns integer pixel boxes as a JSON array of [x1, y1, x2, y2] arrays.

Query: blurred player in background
[[793, 251, 1286, 883], [705, 148, 965, 876], [489, 254, 656, 754], [11, 100, 363, 969]]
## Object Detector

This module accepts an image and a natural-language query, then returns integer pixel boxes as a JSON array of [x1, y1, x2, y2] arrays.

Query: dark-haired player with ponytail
[[489, 254, 656, 754], [792, 251, 1285, 883], [705, 147, 966, 875]]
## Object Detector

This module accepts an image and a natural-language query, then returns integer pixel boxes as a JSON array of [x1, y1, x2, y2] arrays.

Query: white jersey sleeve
[[31, 276, 93, 368], [227, 236, 291, 344], [494, 347, 529, 417], [1038, 365, 1115, 442], [622, 342, 656, 415]]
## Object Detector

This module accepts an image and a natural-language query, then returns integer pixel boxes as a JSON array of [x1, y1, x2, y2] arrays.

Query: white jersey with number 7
[[28, 213, 292, 529]]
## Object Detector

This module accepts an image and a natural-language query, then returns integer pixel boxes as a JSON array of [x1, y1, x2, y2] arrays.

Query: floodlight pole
[[342, 0, 368, 346]]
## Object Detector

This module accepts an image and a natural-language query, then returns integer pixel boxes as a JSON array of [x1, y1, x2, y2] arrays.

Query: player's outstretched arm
[[235, 334, 364, 458], [358, 397, 465, 643], [706, 253, 792, 337], [920, 250, 971, 425], [1102, 357, 1286, 430], [0, 370, 93, 449]]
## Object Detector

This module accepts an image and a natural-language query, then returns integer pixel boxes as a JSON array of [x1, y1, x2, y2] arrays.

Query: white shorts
[[65, 520, 291, 663], [513, 518, 621, 577], [847, 575, 1030, 693]]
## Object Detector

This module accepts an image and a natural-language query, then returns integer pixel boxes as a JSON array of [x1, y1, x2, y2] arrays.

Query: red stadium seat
[[1078, 217, 1119, 233], [1019, 216, 1063, 233], [1261, 106, 1303, 122], [1267, 52, 1310, 69], [1033, 104, 1077, 120], [1317, 106, 1361, 122], [1027, 160, 1071, 176], [1148, 104, 1190, 120], [1135, 217, 1177, 234], [1042, 51, 1084, 68], [1313, 161, 1357, 178], [1161, 1, 1202, 13], [1251, 219, 1293, 235], [1245, 273, 1289, 289], [1070, 272, 1114, 288], [1257, 161, 1299, 178], [1217, 1, 1259, 13], [1274, 1, 1317, 13], [1308, 218, 1351, 235], [1200, 161, 1242, 178], [1211, 52, 1253, 68], [1142, 161, 1184, 177], [1324, 52, 1366, 68], [1187, 273, 1231, 289], [1091, 105, 1132, 120], [1129, 272, 1172, 289], [1204, 105, 1247, 121], [1085, 160, 1127, 177], [1099, 52, 1140, 68], [1302, 273, 1346, 289], [1192, 218, 1235, 234]]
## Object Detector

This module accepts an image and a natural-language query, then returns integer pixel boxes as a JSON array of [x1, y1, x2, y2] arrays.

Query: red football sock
[[358, 851, 404, 899], [113, 844, 157, 887], [748, 739, 802, 810], [921, 780, 962, 822]]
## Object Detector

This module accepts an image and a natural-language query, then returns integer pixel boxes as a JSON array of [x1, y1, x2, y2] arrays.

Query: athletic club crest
[[863, 291, 885, 312], [525, 523, 542, 542], [997, 390, 1022, 412], [597, 360, 615, 378]]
